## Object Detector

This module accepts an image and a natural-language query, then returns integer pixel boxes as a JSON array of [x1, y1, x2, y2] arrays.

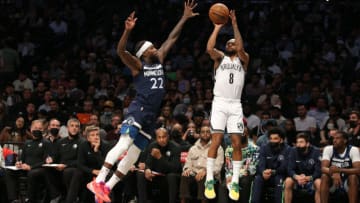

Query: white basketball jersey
[[213, 56, 245, 100]]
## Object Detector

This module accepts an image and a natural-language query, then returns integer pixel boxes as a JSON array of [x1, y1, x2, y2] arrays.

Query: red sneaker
[[87, 180, 111, 202]]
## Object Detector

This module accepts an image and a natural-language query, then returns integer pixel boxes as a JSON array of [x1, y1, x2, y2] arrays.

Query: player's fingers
[[191, 3, 198, 9]]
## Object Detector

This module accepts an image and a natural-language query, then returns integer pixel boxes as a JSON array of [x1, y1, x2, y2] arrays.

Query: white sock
[[206, 158, 215, 181], [105, 173, 121, 190], [231, 161, 242, 184], [96, 166, 110, 183]]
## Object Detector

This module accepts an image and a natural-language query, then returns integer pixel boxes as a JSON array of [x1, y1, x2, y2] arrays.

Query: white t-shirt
[[322, 145, 360, 163], [294, 116, 317, 131]]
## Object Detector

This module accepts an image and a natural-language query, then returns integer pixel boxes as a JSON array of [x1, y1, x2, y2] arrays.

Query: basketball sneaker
[[87, 180, 111, 202], [204, 179, 216, 199], [227, 182, 240, 201]]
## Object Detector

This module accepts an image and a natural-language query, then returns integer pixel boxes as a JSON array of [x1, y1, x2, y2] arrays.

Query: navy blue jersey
[[133, 62, 166, 111]]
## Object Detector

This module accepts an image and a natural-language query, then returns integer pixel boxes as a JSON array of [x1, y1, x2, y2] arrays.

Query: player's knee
[[314, 179, 321, 190], [120, 123, 139, 138], [231, 134, 241, 144]]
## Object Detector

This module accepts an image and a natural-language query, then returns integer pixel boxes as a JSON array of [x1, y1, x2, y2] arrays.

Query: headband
[[136, 41, 153, 58]]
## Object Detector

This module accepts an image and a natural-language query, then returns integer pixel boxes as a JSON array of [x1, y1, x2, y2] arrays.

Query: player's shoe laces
[[227, 182, 240, 201], [204, 179, 216, 199], [87, 180, 111, 202]]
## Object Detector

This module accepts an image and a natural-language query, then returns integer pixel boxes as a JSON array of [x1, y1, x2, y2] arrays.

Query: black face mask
[[171, 130, 181, 139], [50, 128, 59, 135], [32, 130, 43, 139], [350, 121, 357, 128], [297, 147, 307, 155], [269, 142, 281, 152]]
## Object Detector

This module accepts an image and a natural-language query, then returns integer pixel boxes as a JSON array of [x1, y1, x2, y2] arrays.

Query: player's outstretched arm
[[158, 0, 199, 63], [117, 11, 142, 76], [230, 10, 249, 71], [206, 23, 223, 66]]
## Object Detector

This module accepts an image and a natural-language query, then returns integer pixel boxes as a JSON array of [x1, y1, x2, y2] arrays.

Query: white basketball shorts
[[210, 97, 244, 134]]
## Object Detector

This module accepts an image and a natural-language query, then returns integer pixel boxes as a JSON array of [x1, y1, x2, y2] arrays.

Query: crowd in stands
[[0, 0, 360, 202]]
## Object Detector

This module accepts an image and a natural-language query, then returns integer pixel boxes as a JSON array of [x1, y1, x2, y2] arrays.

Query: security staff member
[[250, 127, 290, 203], [284, 133, 321, 203]]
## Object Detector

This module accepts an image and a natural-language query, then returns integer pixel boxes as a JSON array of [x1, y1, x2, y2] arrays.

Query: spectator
[[219, 126, 259, 203], [346, 111, 360, 147], [179, 125, 223, 203], [0, 37, 20, 82], [293, 104, 317, 142], [99, 100, 114, 128], [321, 104, 346, 131], [12, 71, 34, 93], [307, 97, 329, 129], [243, 103, 260, 131], [170, 122, 191, 152]]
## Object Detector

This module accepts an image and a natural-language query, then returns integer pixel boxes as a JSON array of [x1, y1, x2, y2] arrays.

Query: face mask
[[50, 128, 59, 135], [32, 130, 43, 139], [297, 147, 307, 154], [171, 130, 181, 139], [104, 112, 112, 116], [183, 98, 190, 104], [327, 123, 335, 130], [269, 142, 281, 152], [350, 121, 357, 128]]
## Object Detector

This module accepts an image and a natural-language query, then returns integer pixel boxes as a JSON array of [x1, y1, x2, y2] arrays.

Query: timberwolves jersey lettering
[[330, 145, 352, 169], [213, 56, 245, 100], [133, 63, 166, 111]]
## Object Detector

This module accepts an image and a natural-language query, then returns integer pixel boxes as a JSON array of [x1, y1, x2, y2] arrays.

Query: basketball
[[209, 3, 229, 24]]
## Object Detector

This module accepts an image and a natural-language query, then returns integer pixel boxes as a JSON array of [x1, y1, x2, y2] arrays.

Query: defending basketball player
[[204, 10, 250, 201], [87, 1, 199, 202]]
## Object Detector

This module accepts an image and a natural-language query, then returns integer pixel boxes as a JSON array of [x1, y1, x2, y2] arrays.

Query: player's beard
[[225, 49, 237, 56], [149, 54, 160, 64]]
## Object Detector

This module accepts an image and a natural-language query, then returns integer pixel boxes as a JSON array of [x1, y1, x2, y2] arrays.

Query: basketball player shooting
[[87, 1, 199, 202], [204, 10, 250, 201]]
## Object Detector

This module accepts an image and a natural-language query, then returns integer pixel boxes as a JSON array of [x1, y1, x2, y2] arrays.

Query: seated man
[[179, 125, 224, 203], [138, 128, 182, 203], [45, 118, 85, 203], [5, 120, 51, 203], [78, 126, 112, 203], [250, 127, 290, 203], [284, 133, 321, 203], [219, 126, 259, 203], [320, 131, 360, 203]]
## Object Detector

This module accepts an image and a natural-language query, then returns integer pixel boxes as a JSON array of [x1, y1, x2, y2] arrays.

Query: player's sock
[[105, 174, 121, 190], [96, 166, 110, 183], [231, 161, 242, 183], [206, 158, 215, 181]]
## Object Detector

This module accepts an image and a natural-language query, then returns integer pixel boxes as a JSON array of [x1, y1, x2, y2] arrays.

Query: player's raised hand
[[229, 10, 237, 24], [183, 0, 199, 19], [125, 11, 137, 30]]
